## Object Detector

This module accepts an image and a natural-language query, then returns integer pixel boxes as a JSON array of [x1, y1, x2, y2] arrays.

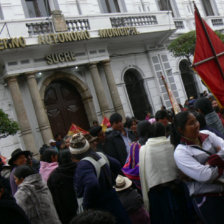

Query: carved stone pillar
[[26, 73, 53, 144], [89, 63, 111, 118], [102, 60, 125, 119], [7, 76, 38, 155], [81, 88, 98, 125]]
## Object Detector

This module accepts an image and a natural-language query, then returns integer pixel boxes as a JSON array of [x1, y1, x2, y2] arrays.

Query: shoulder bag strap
[[189, 145, 213, 156]]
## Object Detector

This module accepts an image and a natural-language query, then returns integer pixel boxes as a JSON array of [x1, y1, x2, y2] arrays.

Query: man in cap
[[69, 133, 130, 224], [49, 139, 58, 152], [8, 148, 30, 195]]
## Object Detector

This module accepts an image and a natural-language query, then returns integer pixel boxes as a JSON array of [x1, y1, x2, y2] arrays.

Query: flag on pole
[[161, 75, 181, 114], [67, 123, 89, 136], [193, 4, 224, 106], [101, 116, 111, 132]]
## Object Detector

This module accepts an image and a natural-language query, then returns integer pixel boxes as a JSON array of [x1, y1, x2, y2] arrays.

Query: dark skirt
[[192, 195, 224, 224], [148, 181, 195, 224]]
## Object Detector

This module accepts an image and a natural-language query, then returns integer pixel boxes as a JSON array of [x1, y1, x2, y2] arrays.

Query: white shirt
[[174, 130, 224, 196]]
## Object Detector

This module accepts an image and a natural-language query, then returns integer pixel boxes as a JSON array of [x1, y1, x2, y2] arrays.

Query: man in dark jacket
[[69, 133, 130, 224], [104, 113, 131, 166], [48, 149, 77, 224], [194, 97, 224, 135]]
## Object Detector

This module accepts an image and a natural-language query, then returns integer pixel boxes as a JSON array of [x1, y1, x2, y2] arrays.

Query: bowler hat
[[8, 148, 30, 166]]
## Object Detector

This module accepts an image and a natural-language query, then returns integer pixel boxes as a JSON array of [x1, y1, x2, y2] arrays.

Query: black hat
[[89, 126, 102, 137], [8, 148, 30, 166]]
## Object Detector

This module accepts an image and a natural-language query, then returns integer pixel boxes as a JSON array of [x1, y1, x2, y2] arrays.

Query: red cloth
[[101, 117, 111, 127], [207, 154, 224, 168], [193, 7, 224, 106], [67, 123, 89, 136]]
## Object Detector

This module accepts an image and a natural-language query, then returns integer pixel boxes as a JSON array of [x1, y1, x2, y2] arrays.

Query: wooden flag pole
[[161, 73, 181, 114], [193, 2, 224, 81]]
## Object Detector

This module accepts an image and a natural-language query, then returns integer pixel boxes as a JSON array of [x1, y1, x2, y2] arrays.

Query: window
[[151, 54, 180, 108], [158, 0, 172, 11], [101, 0, 120, 13], [24, 0, 50, 17], [201, 0, 214, 16], [0, 5, 3, 20], [157, 0, 180, 17], [76, 0, 82, 15], [99, 0, 128, 13]]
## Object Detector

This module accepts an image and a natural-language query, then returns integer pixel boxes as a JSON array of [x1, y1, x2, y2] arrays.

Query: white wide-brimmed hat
[[115, 175, 132, 192]]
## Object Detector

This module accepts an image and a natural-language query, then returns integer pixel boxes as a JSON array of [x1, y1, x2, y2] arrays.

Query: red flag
[[193, 6, 224, 106], [67, 123, 89, 136], [101, 116, 111, 132]]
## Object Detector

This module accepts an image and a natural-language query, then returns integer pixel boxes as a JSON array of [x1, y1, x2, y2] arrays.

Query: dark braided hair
[[170, 111, 191, 148]]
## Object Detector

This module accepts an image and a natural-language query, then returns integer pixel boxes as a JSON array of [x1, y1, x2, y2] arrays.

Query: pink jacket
[[39, 161, 58, 182]]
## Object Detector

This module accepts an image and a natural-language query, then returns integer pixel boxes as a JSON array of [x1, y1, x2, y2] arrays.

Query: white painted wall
[[0, 0, 223, 158]]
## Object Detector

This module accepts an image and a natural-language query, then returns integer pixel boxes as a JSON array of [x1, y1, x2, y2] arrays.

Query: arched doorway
[[179, 59, 198, 98], [44, 80, 90, 137], [124, 69, 152, 120]]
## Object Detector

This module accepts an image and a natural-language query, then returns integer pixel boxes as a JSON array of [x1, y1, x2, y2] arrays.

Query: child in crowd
[[115, 175, 150, 224]]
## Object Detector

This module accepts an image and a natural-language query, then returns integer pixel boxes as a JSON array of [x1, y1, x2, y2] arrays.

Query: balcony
[[0, 11, 175, 46], [110, 15, 158, 28], [173, 15, 224, 36]]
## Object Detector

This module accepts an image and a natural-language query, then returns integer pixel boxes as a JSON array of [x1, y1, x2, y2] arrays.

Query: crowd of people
[[1, 94, 224, 224]]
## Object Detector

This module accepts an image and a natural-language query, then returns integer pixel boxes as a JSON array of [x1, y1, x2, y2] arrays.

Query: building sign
[[45, 51, 76, 65], [38, 31, 90, 45], [0, 37, 26, 50], [98, 27, 139, 38], [0, 27, 139, 52]]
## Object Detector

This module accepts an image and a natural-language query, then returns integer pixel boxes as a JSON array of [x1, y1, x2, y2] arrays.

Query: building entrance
[[44, 80, 89, 137], [124, 69, 152, 120]]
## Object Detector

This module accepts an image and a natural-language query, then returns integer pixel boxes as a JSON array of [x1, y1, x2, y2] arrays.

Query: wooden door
[[44, 80, 89, 137]]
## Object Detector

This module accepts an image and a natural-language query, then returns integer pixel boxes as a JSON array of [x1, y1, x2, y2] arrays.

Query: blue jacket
[[75, 151, 121, 209]]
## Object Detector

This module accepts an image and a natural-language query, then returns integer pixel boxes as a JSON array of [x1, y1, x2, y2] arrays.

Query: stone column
[[81, 88, 98, 125], [89, 63, 111, 118], [7, 76, 38, 155], [102, 60, 125, 119], [26, 73, 53, 144]]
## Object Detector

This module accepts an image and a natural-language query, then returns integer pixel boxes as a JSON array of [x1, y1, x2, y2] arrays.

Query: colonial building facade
[[0, 0, 223, 158]]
